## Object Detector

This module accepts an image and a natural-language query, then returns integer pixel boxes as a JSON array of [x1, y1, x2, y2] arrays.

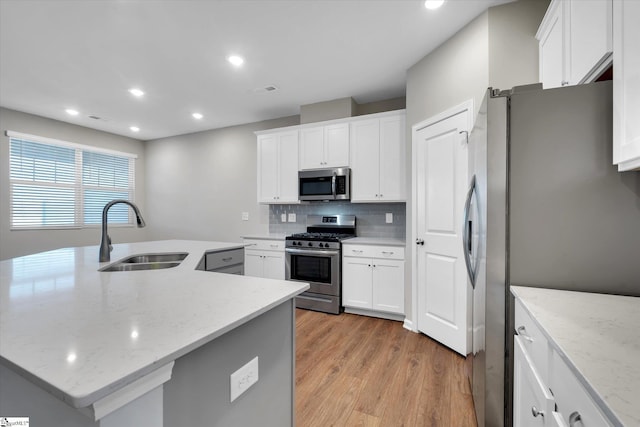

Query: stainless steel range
[[285, 214, 356, 314]]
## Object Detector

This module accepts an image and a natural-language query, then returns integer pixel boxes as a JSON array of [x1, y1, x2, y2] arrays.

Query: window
[[8, 131, 137, 230]]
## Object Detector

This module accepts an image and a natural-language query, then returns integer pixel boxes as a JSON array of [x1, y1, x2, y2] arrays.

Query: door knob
[[416, 239, 425, 246]]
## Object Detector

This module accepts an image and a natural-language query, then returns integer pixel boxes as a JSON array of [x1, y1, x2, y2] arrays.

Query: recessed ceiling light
[[128, 88, 144, 97], [192, 112, 203, 120], [65, 108, 79, 116], [424, 0, 445, 10], [227, 55, 244, 67], [130, 126, 140, 132]]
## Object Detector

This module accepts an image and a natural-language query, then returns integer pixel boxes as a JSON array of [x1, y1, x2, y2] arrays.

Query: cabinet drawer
[[205, 248, 244, 271], [213, 264, 244, 275], [549, 350, 613, 427], [243, 239, 284, 252], [342, 244, 404, 260], [515, 298, 550, 382], [514, 335, 554, 427]]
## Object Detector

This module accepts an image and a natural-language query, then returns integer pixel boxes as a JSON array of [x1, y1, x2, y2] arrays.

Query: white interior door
[[414, 104, 471, 356]]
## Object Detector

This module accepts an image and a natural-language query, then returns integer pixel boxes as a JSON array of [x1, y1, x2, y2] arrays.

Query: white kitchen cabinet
[[613, 0, 640, 171], [537, 0, 612, 89], [342, 243, 404, 317], [243, 239, 285, 280], [299, 122, 349, 170], [257, 130, 299, 203], [513, 294, 615, 427], [350, 112, 406, 202], [513, 336, 554, 427]]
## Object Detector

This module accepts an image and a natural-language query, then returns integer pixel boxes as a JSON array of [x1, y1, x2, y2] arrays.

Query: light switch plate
[[230, 356, 259, 402], [281, 213, 287, 222], [288, 213, 296, 223], [386, 213, 393, 223], [241, 212, 249, 221]]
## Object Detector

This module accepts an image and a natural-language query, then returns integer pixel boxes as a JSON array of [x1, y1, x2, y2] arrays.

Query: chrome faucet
[[99, 200, 146, 262]]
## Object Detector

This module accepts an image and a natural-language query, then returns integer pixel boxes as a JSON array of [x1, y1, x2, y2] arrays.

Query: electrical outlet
[[241, 212, 249, 221], [281, 213, 287, 222], [386, 213, 393, 224], [230, 356, 259, 402], [288, 213, 296, 223]]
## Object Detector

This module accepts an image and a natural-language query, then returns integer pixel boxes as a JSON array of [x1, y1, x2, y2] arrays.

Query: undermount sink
[[100, 252, 189, 272]]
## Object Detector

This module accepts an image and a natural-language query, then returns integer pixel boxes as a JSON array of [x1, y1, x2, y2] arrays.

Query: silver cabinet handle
[[531, 406, 544, 418], [561, 81, 569, 86], [222, 257, 232, 262], [270, 244, 278, 248], [416, 238, 424, 246], [352, 249, 363, 253], [569, 411, 582, 426], [462, 175, 477, 288], [381, 251, 394, 255], [517, 326, 534, 342]]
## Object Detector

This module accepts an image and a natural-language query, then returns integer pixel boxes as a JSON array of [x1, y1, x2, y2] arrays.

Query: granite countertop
[[0, 240, 308, 409], [342, 237, 406, 246], [511, 286, 640, 426]]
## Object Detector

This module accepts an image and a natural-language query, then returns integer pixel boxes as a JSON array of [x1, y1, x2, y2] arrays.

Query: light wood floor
[[295, 309, 477, 427]]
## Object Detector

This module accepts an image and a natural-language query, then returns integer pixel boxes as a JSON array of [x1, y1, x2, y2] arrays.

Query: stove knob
[[308, 242, 313, 247]]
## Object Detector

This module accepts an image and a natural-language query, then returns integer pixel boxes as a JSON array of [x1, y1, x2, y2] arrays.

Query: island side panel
[[164, 299, 295, 427]]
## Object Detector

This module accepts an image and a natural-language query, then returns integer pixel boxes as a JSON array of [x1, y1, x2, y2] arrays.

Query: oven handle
[[285, 247, 339, 257]]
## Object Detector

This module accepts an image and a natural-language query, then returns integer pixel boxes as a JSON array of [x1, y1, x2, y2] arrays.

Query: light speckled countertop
[[0, 240, 308, 409], [342, 237, 405, 246], [242, 234, 287, 241], [511, 286, 640, 426]]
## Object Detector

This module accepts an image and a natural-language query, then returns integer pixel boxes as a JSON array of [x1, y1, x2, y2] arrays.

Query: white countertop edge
[[510, 286, 625, 427]]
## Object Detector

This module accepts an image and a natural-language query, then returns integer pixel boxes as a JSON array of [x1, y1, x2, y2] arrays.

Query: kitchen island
[[0, 240, 309, 426]]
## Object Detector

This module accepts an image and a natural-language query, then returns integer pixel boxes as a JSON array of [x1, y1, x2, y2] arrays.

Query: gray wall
[[404, 0, 549, 322], [144, 116, 299, 243], [0, 107, 148, 260]]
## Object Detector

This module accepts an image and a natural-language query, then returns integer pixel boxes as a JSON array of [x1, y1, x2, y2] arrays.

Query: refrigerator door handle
[[463, 175, 477, 288]]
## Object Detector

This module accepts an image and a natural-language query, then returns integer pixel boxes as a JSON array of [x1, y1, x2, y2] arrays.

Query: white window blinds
[[8, 131, 137, 230]]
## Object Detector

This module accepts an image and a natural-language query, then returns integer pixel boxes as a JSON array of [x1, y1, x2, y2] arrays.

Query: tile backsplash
[[269, 202, 406, 239]]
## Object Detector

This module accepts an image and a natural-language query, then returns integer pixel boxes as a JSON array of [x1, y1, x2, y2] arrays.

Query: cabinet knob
[[569, 411, 582, 427], [516, 326, 534, 343], [561, 81, 569, 86], [531, 406, 544, 418], [416, 239, 425, 246]]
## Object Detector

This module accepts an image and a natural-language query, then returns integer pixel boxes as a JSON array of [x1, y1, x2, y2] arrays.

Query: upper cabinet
[[537, 0, 613, 89], [613, 0, 640, 171], [350, 112, 406, 202], [257, 130, 299, 204], [299, 122, 349, 170]]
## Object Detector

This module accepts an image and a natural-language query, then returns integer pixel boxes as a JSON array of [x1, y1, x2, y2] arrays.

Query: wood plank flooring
[[295, 309, 477, 427]]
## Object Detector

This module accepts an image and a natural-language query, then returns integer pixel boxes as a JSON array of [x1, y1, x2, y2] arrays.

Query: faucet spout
[[99, 200, 146, 262]]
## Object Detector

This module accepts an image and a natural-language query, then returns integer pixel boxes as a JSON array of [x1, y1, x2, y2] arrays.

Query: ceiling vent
[[252, 85, 278, 94]]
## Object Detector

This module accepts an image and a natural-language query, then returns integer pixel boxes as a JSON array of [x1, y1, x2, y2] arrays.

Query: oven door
[[285, 247, 340, 295]]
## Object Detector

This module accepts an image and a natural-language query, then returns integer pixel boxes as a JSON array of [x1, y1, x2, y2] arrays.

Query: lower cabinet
[[513, 298, 614, 427], [342, 243, 404, 318], [243, 239, 285, 280]]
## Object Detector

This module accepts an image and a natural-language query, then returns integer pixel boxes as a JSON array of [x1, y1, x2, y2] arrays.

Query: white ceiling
[[0, 0, 512, 141]]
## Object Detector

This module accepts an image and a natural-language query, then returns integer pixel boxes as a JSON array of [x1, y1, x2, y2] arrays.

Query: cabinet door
[[372, 259, 404, 314], [538, 0, 565, 89], [257, 135, 280, 203], [324, 123, 350, 168], [567, 0, 612, 84], [278, 131, 299, 202], [244, 251, 264, 277], [350, 119, 381, 202], [299, 127, 325, 170], [613, 0, 640, 171], [378, 115, 406, 201], [342, 257, 372, 309], [263, 252, 285, 280], [513, 336, 554, 427]]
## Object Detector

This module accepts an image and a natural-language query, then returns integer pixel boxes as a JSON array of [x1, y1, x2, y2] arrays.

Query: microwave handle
[[332, 172, 337, 199]]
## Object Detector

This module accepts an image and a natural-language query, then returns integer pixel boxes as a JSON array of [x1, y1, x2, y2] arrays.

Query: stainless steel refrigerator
[[466, 81, 640, 427]]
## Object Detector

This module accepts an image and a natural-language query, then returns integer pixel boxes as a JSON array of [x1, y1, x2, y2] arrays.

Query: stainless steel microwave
[[298, 168, 350, 201]]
